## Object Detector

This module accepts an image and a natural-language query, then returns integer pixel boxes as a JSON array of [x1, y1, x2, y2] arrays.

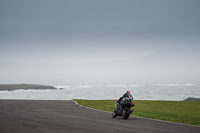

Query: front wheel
[[122, 107, 130, 119], [112, 110, 117, 118]]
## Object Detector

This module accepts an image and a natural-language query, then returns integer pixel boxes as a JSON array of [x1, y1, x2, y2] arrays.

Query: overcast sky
[[0, 0, 200, 85]]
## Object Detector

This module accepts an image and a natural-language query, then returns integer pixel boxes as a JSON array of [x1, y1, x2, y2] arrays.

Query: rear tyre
[[112, 110, 117, 118]]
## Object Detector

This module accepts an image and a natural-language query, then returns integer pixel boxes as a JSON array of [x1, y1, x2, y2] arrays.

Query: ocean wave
[[14, 89, 57, 91], [107, 85, 127, 88], [129, 85, 144, 87], [56, 86, 70, 88], [152, 84, 196, 87]]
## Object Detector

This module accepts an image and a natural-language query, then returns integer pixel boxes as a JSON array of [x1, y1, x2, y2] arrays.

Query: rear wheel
[[122, 107, 130, 119], [112, 110, 117, 118]]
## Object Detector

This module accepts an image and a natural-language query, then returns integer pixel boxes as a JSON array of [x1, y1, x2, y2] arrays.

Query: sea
[[0, 84, 199, 101]]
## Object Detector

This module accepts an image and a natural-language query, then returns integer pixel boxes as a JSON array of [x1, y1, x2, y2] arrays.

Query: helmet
[[126, 91, 130, 94]]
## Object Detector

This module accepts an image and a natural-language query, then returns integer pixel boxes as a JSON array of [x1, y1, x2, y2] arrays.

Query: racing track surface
[[0, 100, 199, 133]]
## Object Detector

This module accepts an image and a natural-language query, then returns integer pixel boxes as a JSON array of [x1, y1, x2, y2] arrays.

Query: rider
[[117, 91, 133, 113]]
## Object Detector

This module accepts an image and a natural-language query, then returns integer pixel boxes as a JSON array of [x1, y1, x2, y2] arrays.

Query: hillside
[[0, 84, 56, 91]]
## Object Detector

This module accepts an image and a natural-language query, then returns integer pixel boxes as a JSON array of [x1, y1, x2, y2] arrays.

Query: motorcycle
[[112, 96, 135, 119]]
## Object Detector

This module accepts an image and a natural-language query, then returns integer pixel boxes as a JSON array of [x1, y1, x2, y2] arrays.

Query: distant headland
[[0, 84, 57, 91], [183, 97, 200, 101]]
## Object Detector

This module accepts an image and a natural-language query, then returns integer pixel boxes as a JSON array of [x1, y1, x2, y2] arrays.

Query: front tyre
[[122, 107, 130, 119], [112, 110, 117, 118]]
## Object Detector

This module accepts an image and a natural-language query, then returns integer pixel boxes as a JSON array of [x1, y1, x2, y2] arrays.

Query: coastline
[[0, 84, 57, 91]]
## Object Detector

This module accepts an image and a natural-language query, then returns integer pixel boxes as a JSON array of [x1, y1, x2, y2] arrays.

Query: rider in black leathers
[[117, 91, 133, 113]]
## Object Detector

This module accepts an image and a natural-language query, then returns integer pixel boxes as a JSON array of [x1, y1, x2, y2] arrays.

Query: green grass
[[74, 99, 200, 126]]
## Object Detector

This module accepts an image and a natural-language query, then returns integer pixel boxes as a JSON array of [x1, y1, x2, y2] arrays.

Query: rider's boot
[[118, 105, 122, 114]]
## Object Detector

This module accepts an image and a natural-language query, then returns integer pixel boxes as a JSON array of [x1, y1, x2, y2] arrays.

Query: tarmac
[[0, 100, 199, 133]]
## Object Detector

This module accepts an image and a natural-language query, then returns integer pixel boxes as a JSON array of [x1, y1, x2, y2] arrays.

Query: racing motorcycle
[[112, 96, 135, 119]]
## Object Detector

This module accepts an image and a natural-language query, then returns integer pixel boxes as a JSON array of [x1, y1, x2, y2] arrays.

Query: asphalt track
[[0, 100, 199, 133]]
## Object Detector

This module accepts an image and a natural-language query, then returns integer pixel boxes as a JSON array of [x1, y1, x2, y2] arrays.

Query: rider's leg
[[118, 103, 123, 113]]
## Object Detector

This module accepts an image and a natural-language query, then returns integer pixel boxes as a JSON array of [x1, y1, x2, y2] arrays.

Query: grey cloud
[[0, 0, 200, 85]]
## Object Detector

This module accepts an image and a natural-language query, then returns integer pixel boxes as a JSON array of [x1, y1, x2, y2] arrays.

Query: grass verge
[[74, 99, 200, 126]]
